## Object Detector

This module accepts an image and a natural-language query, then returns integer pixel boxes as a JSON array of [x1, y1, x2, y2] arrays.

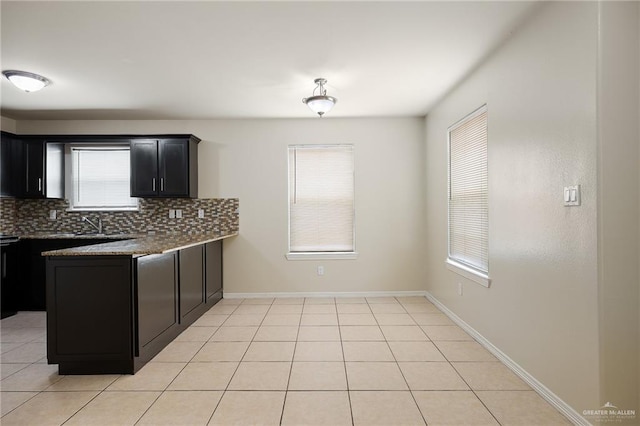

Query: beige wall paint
[[16, 117, 427, 295], [1, 116, 17, 133], [425, 1, 600, 414], [597, 2, 640, 419], [8, 1, 638, 419]]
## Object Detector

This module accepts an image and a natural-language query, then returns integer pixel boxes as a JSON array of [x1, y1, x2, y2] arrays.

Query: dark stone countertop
[[41, 231, 238, 257], [20, 232, 143, 240]]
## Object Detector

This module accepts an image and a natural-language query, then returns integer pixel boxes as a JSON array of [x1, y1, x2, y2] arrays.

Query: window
[[68, 145, 138, 211], [447, 105, 489, 286], [287, 145, 355, 259]]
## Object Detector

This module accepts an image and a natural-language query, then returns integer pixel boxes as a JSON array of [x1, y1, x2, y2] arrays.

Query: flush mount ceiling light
[[2, 70, 51, 92], [302, 78, 337, 117]]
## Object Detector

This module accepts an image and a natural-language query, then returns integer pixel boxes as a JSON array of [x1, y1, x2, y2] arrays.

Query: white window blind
[[448, 106, 488, 273], [288, 145, 354, 253], [71, 146, 137, 210]]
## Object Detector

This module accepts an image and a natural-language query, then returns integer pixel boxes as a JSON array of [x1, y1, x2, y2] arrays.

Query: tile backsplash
[[0, 198, 17, 234], [0, 197, 239, 235]]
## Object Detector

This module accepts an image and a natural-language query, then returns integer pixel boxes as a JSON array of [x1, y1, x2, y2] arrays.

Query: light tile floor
[[0, 297, 572, 425]]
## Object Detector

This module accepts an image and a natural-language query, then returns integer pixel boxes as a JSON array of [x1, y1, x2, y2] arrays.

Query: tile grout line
[[279, 298, 302, 426], [335, 298, 355, 426], [1, 313, 68, 421], [378, 296, 428, 425], [2, 300, 549, 425], [58, 390, 104, 426], [411, 299, 505, 426], [0, 326, 49, 383], [0, 390, 39, 419], [205, 298, 261, 426], [131, 312, 219, 426]]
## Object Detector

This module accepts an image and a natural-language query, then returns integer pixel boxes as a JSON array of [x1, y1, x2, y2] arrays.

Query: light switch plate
[[564, 185, 581, 206], [198, 209, 205, 219], [169, 209, 176, 219], [176, 209, 183, 219]]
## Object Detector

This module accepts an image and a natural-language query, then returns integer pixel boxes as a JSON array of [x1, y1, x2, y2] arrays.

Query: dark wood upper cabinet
[[10, 136, 64, 199], [130, 136, 199, 198], [0, 132, 22, 197], [2, 133, 198, 200], [130, 139, 159, 197], [23, 140, 45, 198], [159, 139, 189, 196]]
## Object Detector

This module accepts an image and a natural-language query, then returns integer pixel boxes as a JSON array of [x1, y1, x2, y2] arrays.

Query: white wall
[[17, 117, 427, 295], [597, 1, 639, 417], [1, 116, 17, 133], [425, 1, 600, 415]]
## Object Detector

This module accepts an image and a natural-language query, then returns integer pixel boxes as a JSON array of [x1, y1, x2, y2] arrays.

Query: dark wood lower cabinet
[[179, 245, 206, 325], [46, 256, 134, 374], [20, 238, 112, 311], [135, 252, 180, 369], [205, 240, 223, 303], [46, 240, 224, 375]]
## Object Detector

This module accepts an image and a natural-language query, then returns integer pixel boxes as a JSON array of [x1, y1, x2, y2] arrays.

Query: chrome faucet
[[82, 216, 103, 234]]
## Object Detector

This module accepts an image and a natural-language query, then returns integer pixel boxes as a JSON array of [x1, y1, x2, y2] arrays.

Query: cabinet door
[[1, 242, 18, 318], [205, 240, 223, 301], [130, 139, 159, 197], [136, 253, 178, 351], [20, 239, 114, 311], [0, 133, 21, 197], [46, 256, 132, 366], [158, 139, 189, 197], [23, 140, 45, 198], [179, 245, 204, 324]]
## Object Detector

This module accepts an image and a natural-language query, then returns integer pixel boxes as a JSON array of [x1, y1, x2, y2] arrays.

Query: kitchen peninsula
[[44, 230, 237, 375]]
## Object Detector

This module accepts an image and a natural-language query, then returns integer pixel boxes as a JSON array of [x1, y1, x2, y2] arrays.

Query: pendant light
[[302, 78, 337, 117], [2, 70, 51, 92]]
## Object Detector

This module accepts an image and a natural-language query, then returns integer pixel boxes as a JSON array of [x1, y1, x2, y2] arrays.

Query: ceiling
[[1, 1, 539, 120]]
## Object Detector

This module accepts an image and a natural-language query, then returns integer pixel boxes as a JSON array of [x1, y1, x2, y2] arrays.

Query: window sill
[[286, 252, 359, 261], [445, 258, 491, 288]]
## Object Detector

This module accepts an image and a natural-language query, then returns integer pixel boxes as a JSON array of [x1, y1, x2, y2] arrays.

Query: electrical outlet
[[317, 266, 324, 276], [458, 283, 463, 296], [169, 209, 176, 219], [49, 210, 57, 220], [176, 209, 183, 219], [198, 209, 205, 219]]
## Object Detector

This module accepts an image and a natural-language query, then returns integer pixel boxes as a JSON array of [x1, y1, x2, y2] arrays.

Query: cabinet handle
[[2, 252, 6, 278], [38, 178, 42, 192], [160, 178, 164, 192], [152, 178, 156, 191]]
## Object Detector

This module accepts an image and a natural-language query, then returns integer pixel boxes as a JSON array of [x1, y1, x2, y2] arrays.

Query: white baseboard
[[223, 290, 428, 299], [425, 291, 590, 426]]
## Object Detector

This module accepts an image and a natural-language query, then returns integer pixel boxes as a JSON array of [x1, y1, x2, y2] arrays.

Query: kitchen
[[0, 131, 239, 373], [1, 1, 639, 426]]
